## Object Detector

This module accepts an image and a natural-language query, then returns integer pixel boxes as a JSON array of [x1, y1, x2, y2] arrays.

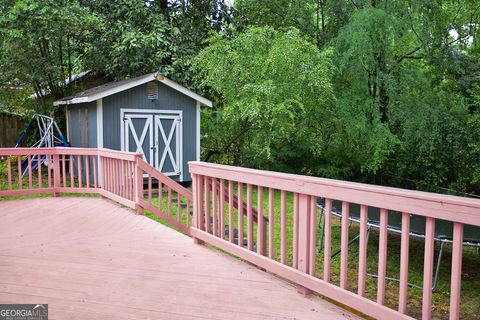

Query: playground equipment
[[15, 114, 69, 176]]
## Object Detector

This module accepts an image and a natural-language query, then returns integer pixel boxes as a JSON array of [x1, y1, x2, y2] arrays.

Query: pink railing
[[98, 149, 138, 208], [135, 158, 193, 234], [0, 148, 102, 196], [3, 149, 480, 319], [189, 161, 480, 320], [0, 147, 192, 233]]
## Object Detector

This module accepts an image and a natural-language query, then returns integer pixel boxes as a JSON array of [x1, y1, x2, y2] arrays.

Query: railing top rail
[[189, 161, 480, 226], [138, 159, 192, 201], [98, 148, 139, 161], [0, 147, 140, 161]]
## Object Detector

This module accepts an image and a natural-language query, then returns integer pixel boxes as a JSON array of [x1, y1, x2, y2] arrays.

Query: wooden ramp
[[0, 197, 360, 320]]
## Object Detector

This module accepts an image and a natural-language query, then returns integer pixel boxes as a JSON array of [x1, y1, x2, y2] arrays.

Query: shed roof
[[53, 72, 212, 107]]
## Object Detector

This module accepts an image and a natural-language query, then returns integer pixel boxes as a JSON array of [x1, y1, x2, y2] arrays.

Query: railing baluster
[[247, 183, 253, 250], [268, 188, 275, 259], [93, 156, 98, 189], [323, 198, 332, 282], [110, 158, 114, 193], [17, 156, 22, 190], [85, 155, 90, 188], [340, 201, 349, 289], [450, 222, 464, 320], [212, 178, 217, 237], [422, 217, 435, 320], [168, 187, 173, 217], [112, 158, 115, 193], [159, 182, 163, 211], [127, 161, 131, 201], [62, 155, 67, 187], [186, 200, 190, 227], [148, 174, 152, 202], [293, 192, 299, 268], [103, 158, 107, 190], [220, 179, 225, 239], [280, 190, 287, 264], [53, 154, 60, 195], [134, 155, 144, 215], [69, 155, 74, 188], [115, 159, 119, 194], [37, 155, 42, 188], [128, 160, 133, 199], [237, 182, 244, 247], [203, 176, 210, 232], [377, 208, 388, 304], [204, 177, 210, 233], [257, 186, 265, 255], [107, 158, 111, 192], [399, 212, 410, 313], [358, 204, 368, 296], [177, 192, 181, 222], [197, 175, 204, 230], [47, 155, 52, 188], [309, 196, 316, 276], [28, 155, 32, 189], [77, 155, 82, 188], [115, 158, 118, 193], [120, 159, 123, 195], [228, 180, 234, 243], [112, 158, 117, 194], [124, 160, 128, 197], [7, 157, 12, 190]]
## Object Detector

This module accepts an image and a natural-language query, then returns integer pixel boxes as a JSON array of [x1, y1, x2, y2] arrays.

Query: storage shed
[[54, 73, 212, 182]]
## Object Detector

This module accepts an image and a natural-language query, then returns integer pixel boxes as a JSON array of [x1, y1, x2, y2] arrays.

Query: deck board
[[0, 197, 360, 320]]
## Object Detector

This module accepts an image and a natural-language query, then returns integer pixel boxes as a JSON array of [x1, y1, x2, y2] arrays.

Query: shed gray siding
[[67, 102, 97, 148], [66, 101, 98, 183], [102, 81, 197, 181]]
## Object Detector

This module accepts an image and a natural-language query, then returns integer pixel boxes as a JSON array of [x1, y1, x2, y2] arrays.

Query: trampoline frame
[[316, 201, 480, 291]]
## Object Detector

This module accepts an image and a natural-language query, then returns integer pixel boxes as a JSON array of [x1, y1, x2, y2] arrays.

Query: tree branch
[[396, 46, 421, 63]]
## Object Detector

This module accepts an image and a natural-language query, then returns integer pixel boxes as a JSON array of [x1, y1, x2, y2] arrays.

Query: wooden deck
[[0, 197, 360, 320]]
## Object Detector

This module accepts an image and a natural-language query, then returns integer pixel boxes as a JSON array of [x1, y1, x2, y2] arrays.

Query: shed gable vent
[[147, 82, 159, 100]]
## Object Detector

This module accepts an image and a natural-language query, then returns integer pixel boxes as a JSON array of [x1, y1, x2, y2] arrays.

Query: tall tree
[[0, 0, 101, 106], [194, 27, 336, 172]]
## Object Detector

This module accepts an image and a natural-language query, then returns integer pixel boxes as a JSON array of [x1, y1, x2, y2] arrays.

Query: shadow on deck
[[0, 197, 360, 320]]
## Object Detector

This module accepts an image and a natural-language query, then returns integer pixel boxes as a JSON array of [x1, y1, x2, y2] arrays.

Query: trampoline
[[316, 198, 480, 290]]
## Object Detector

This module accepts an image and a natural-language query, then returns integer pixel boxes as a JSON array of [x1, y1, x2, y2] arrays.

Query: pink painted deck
[[0, 197, 360, 320]]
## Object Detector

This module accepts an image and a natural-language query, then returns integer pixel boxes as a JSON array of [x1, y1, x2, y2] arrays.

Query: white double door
[[121, 109, 182, 177]]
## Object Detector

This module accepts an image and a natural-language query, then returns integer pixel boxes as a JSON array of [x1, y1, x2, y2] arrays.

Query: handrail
[[189, 161, 480, 226], [189, 161, 480, 320], [137, 158, 192, 201]]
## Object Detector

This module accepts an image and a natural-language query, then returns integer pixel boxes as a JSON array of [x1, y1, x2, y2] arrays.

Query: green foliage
[[84, 0, 176, 79], [0, 0, 101, 106], [194, 27, 336, 173], [83, 0, 232, 85], [0, 0, 479, 196]]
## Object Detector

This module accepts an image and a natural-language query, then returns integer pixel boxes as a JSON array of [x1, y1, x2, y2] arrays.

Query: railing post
[[134, 154, 144, 215], [297, 193, 312, 295], [192, 173, 204, 245], [53, 152, 61, 197]]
